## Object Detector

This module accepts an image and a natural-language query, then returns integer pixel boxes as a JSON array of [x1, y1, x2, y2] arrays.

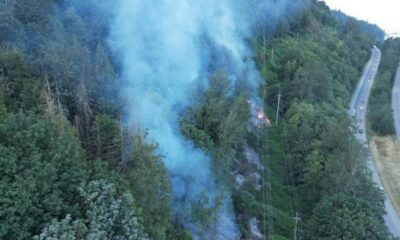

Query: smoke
[[105, 0, 299, 238]]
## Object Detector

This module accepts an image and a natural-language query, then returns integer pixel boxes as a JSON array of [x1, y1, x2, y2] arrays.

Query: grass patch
[[370, 136, 400, 213]]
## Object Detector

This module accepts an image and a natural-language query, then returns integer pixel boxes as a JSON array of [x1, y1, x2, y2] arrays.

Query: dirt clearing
[[370, 136, 400, 214]]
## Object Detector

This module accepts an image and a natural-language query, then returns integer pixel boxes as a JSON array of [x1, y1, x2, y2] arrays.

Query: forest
[[368, 38, 400, 135], [0, 0, 395, 239]]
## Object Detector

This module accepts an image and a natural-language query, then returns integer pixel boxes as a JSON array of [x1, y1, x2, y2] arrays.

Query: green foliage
[[253, 0, 389, 237], [0, 6, 22, 42], [14, 0, 56, 25], [34, 180, 149, 240], [368, 38, 400, 135], [190, 71, 232, 143], [307, 193, 389, 239], [33, 215, 88, 240], [183, 71, 250, 183], [90, 114, 122, 164], [332, 10, 385, 43], [0, 0, 392, 239], [180, 119, 213, 150], [190, 193, 222, 237], [167, 230, 193, 240], [0, 112, 87, 239], [177, 1, 390, 238], [0, 4, 174, 236], [121, 133, 171, 240], [0, 51, 42, 112]]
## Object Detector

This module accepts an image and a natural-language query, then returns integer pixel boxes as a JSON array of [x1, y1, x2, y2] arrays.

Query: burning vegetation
[[248, 99, 271, 127]]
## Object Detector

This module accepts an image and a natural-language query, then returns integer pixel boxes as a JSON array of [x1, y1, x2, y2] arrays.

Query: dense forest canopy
[[368, 38, 400, 135], [0, 0, 395, 239]]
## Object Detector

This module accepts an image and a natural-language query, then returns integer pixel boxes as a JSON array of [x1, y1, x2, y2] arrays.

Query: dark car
[[358, 128, 363, 134]]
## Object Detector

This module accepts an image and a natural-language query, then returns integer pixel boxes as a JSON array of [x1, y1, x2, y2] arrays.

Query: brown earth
[[370, 136, 400, 214]]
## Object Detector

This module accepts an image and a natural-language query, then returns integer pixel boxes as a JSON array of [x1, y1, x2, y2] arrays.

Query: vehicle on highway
[[358, 128, 363, 134]]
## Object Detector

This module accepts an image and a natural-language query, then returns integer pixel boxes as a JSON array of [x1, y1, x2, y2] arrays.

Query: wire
[[282, 125, 303, 240], [261, 90, 274, 239]]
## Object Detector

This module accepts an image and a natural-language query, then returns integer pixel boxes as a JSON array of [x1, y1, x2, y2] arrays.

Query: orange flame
[[248, 99, 271, 127], [256, 109, 271, 126]]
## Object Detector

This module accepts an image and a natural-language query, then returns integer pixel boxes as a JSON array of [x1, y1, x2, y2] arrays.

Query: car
[[358, 128, 363, 134]]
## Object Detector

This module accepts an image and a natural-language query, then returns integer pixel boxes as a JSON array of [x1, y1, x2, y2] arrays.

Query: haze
[[323, 0, 400, 35]]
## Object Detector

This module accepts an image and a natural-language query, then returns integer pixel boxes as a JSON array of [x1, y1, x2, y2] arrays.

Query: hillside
[[0, 0, 392, 239]]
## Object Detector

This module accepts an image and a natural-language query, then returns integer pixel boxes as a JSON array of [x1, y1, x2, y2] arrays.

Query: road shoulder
[[370, 136, 400, 215]]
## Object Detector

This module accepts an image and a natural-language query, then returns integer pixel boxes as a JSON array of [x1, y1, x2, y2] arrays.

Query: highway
[[350, 46, 400, 237], [392, 63, 400, 141]]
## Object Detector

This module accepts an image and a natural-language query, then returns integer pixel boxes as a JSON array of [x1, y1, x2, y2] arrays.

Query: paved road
[[350, 46, 400, 237], [392, 63, 400, 141]]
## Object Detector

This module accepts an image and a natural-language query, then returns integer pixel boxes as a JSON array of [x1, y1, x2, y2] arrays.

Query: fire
[[248, 98, 271, 127], [256, 109, 271, 125]]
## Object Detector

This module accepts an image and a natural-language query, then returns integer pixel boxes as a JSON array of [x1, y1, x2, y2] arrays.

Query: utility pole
[[271, 48, 275, 64], [275, 90, 281, 126], [293, 212, 301, 240]]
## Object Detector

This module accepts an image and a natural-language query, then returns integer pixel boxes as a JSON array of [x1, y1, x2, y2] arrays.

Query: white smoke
[[104, 0, 299, 238]]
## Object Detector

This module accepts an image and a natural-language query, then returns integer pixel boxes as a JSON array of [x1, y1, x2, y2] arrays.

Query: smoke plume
[[105, 0, 299, 238]]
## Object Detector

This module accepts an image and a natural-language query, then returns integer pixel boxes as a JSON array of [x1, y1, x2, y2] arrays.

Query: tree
[[284, 101, 321, 176], [191, 71, 231, 143], [90, 114, 122, 164], [184, 72, 250, 182], [368, 38, 400, 136], [0, 112, 87, 239], [0, 6, 22, 42], [122, 132, 171, 240], [0, 51, 42, 112], [14, 0, 56, 25], [307, 193, 389, 240], [33, 215, 87, 240], [93, 44, 116, 97], [34, 180, 149, 240], [190, 193, 223, 239], [75, 79, 92, 151]]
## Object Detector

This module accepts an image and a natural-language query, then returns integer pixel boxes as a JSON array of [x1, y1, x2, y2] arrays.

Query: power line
[[265, 128, 274, 239], [261, 90, 267, 239], [282, 125, 303, 240], [261, 90, 274, 239], [267, 85, 303, 240]]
